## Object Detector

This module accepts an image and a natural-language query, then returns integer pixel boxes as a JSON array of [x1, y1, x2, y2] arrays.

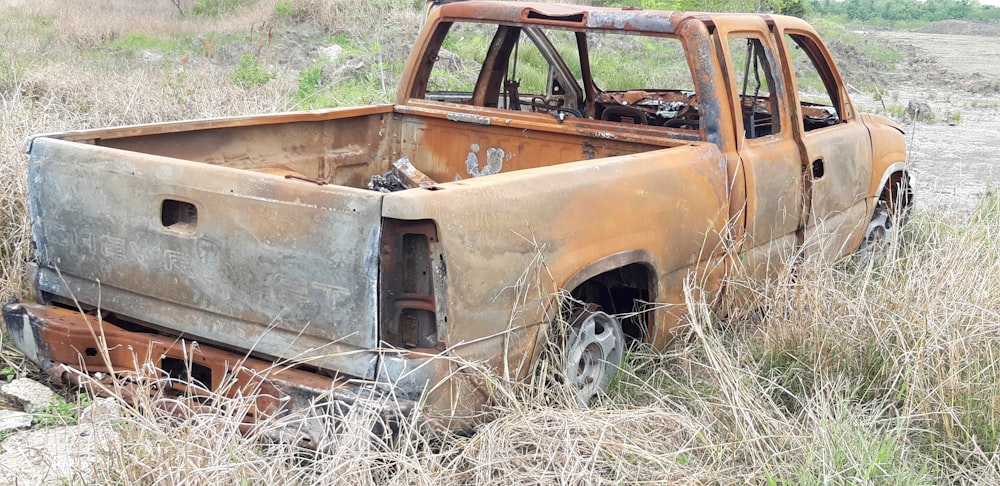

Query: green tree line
[[808, 0, 1000, 22], [607, 0, 1000, 21]]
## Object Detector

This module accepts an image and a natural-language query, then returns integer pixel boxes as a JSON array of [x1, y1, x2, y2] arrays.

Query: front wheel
[[860, 172, 913, 252], [564, 309, 625, 405], [859, 205, 893, 252]]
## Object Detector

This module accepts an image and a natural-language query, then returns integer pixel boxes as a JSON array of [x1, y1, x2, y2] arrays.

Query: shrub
[[231, 53, 275, 88], [192, 0, 259, 18]]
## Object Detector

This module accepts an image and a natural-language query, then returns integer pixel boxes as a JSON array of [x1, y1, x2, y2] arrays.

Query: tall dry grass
[[42, 203, 1000, 484], [4, 0, 281, 51], [0, 0, 424, 301]]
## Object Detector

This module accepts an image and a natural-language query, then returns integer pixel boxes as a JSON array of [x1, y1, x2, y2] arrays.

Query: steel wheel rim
[[861, 207, 893, 251], [566, 311, 624, 404]]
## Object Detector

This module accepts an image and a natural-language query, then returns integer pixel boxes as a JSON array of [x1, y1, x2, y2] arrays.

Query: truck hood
[[861, 112, 905, 135]]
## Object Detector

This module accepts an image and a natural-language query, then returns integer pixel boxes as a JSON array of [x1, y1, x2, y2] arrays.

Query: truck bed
[[68, 104, 682, 187], [25, 104, 691, 380]]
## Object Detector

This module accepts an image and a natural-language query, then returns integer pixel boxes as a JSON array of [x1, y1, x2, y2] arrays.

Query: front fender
[[863, 113, 908, 199]]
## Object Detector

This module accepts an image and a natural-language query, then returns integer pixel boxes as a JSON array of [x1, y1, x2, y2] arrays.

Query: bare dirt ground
[[855, 22, 1000, 210]]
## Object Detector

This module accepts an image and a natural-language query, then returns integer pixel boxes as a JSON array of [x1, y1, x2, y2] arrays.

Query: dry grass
[[5, 0, 281, 51], [25, 206, 999, 485], [3, 0, 1000, 483], [0, 0, 423, 300]]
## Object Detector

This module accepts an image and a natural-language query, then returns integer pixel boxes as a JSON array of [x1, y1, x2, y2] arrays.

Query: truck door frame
[[771, 20, 873, 262], [714, 19, 804, 281]]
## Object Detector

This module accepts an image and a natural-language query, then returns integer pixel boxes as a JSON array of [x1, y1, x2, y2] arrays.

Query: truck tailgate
[[27, 137, 382, 380]]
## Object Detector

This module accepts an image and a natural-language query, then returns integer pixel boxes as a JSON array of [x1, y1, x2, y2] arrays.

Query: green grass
[[101, 32, 191, 57], [291, 58, 375, 109], [0, 366, 15, 382], [968, 100, 1000, 110], [432, 26, 694, 95], [192, 0, 260, 18], [877, 103, 906, 119], [98, 31, 245, 61], [812, 17, 903, 65], [589, 35, 693, 91], [231, 53, 275, 88], [325, 77, 395, 106], [295, 59, 325, 102], [808, 17, 903, 94], [273, 0, 293, 19], [34, 393, 91, 429], [435, 25, 492, 92]]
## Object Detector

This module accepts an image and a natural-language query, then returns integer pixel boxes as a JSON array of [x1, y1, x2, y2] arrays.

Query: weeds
[[882, 103, 906, 120], [34, 393, 91, 428], [192, 0, 260, 18], [294, 59, 330, 108], [231, 53, 275, 87], [273, 0, 294, 19], [0, 366, 15, 381], [4, 204, 984, 484]]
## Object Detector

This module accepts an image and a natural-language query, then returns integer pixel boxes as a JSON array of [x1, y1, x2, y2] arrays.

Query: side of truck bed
[[21, 102, 720, 384]]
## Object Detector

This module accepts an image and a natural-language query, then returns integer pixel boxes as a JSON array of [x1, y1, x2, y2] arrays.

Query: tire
[[860, 174, 912, 252], [859, 204, 893, 252]]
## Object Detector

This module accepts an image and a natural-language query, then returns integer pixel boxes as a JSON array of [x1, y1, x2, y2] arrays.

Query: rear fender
[[561, 250, 658, 293]]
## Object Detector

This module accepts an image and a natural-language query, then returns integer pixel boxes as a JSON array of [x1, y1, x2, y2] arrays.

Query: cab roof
[[429, 1, 801, 35]]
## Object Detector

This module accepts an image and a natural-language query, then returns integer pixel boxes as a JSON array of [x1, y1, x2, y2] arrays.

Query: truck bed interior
[[76, 108, 687, 190]]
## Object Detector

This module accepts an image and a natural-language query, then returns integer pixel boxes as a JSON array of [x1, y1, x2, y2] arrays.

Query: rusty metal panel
[[863, 113, 908, 197], [382, 141, 730, 374], [28, 137, 384, 379], [799, 120, 873, 261], [394, 112, 672, 182], [29, 106, 394, 191], [2, 301, 422, 446], [27, 104, 395, 151]]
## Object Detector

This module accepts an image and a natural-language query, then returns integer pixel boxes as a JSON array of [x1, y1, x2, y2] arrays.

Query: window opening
[[419, 22, 701, 138], [726, 35, 781, 139], [783, 33, 841, 131]]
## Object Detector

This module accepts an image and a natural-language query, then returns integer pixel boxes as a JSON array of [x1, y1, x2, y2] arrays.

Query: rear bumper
[[3, 300, 418, 446]]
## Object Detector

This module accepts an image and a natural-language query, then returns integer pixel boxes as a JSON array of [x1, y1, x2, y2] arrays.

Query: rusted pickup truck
[[4, 2, 908, 438]]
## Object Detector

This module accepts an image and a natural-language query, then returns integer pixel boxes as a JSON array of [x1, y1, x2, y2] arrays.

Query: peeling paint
[[465, 145, 505, 177], [587, 11, 675, 33]]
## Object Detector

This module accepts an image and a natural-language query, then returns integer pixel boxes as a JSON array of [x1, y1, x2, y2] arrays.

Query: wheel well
[[883, 170, 913, 211], [569, 263, 653, 343]]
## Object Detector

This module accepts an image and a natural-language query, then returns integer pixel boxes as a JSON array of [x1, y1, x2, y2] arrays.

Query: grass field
[[2, 0, 999, 483]]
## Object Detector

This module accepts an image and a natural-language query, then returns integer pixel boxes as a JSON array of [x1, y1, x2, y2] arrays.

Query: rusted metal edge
[[23, 104, 397, 153], [397, 101, 700, 146], [2, 301, 414, 448]]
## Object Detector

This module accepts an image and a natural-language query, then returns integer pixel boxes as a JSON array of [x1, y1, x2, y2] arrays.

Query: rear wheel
[[564, 309, 624, 405]]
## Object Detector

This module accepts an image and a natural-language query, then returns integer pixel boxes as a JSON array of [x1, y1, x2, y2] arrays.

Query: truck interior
[[415, 22, 703, 141]]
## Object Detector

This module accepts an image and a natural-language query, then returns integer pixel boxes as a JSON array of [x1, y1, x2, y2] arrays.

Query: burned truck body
[[4, 2, 909, 438]]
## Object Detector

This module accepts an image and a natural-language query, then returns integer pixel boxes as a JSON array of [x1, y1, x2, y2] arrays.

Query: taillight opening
[[379, 219, 445, 350]]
